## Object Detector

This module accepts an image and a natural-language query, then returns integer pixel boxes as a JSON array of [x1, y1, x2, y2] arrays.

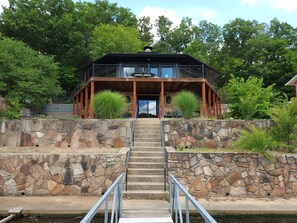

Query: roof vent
[[143, 46, 153, 52]]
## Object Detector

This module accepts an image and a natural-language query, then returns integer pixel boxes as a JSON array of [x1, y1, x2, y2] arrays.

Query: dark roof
[[77, 52, 219, 74]]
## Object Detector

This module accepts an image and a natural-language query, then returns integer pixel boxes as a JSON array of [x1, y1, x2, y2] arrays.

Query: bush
[[173, 91, 200, 119], [0, 98, 20, 119], [269, 98, 297, 152], [235, 127, 278, 162], [93, 90, 128, 119]]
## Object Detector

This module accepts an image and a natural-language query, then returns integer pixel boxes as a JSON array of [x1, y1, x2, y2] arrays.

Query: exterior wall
[[0, 119, 132, 148], [0, 148, 127, 196], [167, 150, 297, 198], [163, 119, 272, 148]]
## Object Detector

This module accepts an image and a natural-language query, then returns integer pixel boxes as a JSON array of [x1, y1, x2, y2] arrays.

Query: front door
[[137, 97, 159, 118]]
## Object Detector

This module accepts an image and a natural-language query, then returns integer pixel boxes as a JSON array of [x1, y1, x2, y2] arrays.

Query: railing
[[169, 174, 217, 223], [80, 173, 124, 223], [125, 115, 137, 191], [160, 118, 167, 191]]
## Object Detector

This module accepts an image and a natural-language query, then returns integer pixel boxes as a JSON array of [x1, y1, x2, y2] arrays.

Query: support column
[[79, 90, 83, 118], [212, 91, 216, 119], [207, 87, 212, 117], [160, 81, 164, 118], [218, 98, 222, 119], [72, 98, 75, 116], [201, 82, 207, 118], [89, 81, 95, 119], [84, 86, 89, 119], [75, 95, 79, 116], [133, 81, 137, 117]]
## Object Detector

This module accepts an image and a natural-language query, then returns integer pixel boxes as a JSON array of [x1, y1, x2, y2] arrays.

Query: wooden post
[[218, 98, 222, 119], [90, 81, 95, 119], [212, 91, 216, 119], [201, 82, 207, 118], [79, 90, 83, 118], [72, 98, 75, 116], [84, 86, 89, 119], [160, 81, 164, 118], [207, 87, 212, 117], [133, 81, 137, 117]]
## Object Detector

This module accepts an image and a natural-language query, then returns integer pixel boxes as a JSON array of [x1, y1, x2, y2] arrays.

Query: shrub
[[235, 127, 278, 162], [93, 90, 128, 119], [0, 98, 20, 119], [269, 98, 297, 152], [173, 91, 200, 119]]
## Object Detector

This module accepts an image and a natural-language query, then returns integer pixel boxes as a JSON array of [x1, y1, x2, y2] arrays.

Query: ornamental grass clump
[[235, 127, 278, 162], [173, 91, 200, 119], [93, 90, 128, 119]]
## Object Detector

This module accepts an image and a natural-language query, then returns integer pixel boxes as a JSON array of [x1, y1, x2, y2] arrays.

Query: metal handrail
[[125, 110, 137, 191], [80, 173, 124, 223], [169, 174, 217, 223], [160, 117, 167, 191]]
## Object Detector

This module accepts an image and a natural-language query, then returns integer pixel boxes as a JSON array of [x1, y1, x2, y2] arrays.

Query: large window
[[161, 66, 174, 78], [150, 67, 159, 77], [123, 66, 135, 77]]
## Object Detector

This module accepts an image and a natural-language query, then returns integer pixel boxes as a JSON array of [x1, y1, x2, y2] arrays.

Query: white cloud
[[0, 0, 9, 13], [241, 0, 258, 5], [269, 0, 297, 12]]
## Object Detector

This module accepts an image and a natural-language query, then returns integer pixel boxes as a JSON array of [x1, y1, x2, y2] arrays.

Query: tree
[[137, 16, 154, 44], [222, 76, 276, 120], [173, 91, 200, 119], [0, 36, 63, 108], [89, 24, 144, 59]]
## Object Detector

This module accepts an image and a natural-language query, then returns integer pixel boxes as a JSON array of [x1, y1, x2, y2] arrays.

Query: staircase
[[124, 118, 166, 200]]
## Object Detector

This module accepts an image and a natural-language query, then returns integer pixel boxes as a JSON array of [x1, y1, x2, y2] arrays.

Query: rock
[[227, 171, 241, 185], [190, 177, 201, 191], [4, 179, 17, 195], [113, 138, 123, 148], [91, 176, 105, 190], [189, 156, 198, 167], [72, 163, 84, 177], [272, 186, 285, 196], [31, 164, 44, 180], [202, 166, 213, 176], [230, 186, 246, 196], [20, 132, 34, 147], [14, 174, 26, 185]]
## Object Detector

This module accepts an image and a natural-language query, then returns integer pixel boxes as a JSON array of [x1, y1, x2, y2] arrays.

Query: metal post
[[186, 197, 190, 223], [104, 199, 108, 223]]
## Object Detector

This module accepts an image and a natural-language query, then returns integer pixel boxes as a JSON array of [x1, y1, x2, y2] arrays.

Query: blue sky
[[0, 0, 296, 28], [108, 0, 297, 28]]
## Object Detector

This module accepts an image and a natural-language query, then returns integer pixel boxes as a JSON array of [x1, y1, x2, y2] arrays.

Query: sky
[[0, 0, 296, 28]]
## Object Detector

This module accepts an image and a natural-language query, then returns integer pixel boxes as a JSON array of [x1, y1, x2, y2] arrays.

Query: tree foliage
[[269, 98, 297, 151], [222, 76, 276, 120], [0, 36, 63, 108], [89, 24, 144, 59]]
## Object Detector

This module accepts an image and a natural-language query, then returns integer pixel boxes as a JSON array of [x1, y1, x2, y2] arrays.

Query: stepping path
[[124, 118, 166, 200]]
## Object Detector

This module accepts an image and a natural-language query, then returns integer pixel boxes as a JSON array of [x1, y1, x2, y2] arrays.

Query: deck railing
[[80, 173, 124, 223], [169, 174, 217, 223], [160, 118, 167, 191], [125, 114, 137, 191]]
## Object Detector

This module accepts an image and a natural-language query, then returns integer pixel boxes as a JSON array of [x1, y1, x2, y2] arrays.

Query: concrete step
[[127, 182, 165, 191], [134, 133, 161, 138], [134, 142, 161, 147], [129, 168, 164, 175], [133, 137, 161, 142], [135, 126, 161, 130], [134, 129, 161, 134], [128, 175, 164, 183], [132, 146, 162, 152], [123, 191, 162, 200], [129, 162, 164, 169], [130, 151, 163, 157], [129, 156, 163, 163], [119, 217, 173, 223]]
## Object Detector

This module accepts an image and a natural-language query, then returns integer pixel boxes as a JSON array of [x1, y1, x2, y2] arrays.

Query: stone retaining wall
[[0, 148, 127, 196], [163, 119, 272, 148], [167, 149, 297, 198], [0, 119, 132, 149]]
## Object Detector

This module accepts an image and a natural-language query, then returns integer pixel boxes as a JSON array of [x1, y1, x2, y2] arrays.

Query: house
[[285, 74, 297, 97], [73, 48, 222, 119]]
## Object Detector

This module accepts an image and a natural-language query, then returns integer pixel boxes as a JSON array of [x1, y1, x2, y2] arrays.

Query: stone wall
[[163, 119, 272, 148], [167, 149, 297, 198], [0, 119, 132, 149], [0, 148, 127, 196]]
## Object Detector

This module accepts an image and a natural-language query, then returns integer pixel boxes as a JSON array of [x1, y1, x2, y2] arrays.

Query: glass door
[[138, 98, 158, 118]]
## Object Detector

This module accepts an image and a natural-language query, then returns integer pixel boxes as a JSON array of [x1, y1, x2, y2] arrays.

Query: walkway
[[0, 197, 297, 216]]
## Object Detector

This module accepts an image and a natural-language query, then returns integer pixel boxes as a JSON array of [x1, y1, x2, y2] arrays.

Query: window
[[150, 67, 159, 77], [161, 67, 174, 78], [123, 66, 135, 77]]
